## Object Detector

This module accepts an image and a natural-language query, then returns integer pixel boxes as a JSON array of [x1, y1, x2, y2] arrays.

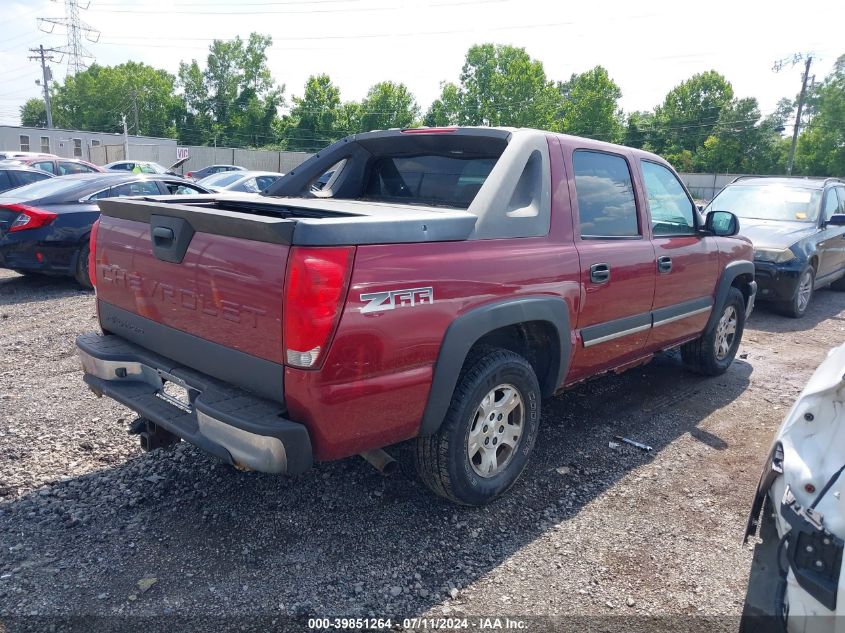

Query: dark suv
[[706, 177, 845, 317]]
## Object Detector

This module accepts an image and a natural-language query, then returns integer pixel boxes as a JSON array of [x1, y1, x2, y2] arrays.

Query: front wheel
[[414, 348, 541, 505], [681, 287, 746, 376], [778, 266, 814, 318]]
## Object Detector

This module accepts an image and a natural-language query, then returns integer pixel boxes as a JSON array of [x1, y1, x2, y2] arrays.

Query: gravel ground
[[1, 268, 844, 632]]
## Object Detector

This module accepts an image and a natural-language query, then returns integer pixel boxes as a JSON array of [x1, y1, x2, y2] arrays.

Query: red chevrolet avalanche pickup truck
[[76, 127, 756, 505]]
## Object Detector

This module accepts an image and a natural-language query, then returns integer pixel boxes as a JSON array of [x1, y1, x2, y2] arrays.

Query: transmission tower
[[38, 0, 100, 76]]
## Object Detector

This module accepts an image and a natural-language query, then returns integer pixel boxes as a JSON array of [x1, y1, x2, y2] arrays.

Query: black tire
[[414, 348, 541, 506], [681, 287, 746, 376], [74, 243, 93, 290], [777, 266, 814, 318]]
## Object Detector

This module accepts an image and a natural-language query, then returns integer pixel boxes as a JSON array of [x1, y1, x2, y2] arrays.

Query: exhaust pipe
[[360, 449, 397, 475]]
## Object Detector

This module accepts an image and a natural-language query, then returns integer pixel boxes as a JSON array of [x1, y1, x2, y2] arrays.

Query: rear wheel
[[681, 287, 746, 376], [414, 348, 540, 505], [778, 266, 813, 318], [74, 243, 93, 290]]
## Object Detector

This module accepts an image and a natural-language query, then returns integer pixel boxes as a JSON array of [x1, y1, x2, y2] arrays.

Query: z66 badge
[[359, 287, 434, 314]]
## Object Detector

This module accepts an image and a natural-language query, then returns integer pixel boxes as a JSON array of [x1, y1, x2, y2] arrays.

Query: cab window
[[641, 160, 696, 235], [572, 150, 639, 238]]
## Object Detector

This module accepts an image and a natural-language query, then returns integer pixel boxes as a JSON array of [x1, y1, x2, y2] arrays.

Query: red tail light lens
[[283, 246, 354, 369], [186, 172, 193, 178], [88, 218, 100, 288], [4, 204, 57, 233]]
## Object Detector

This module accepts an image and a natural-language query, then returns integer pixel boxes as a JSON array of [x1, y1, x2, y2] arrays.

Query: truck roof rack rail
[[729, 175, 845, 185]]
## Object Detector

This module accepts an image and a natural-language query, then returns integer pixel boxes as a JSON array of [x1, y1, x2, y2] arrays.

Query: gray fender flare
[[418, 296, 571, 436], [705, 260, 755, 331]]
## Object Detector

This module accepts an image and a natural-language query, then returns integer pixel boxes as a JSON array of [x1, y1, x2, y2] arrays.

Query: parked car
[[0, 151, 56, 160], [104, 157, 189, 177], [706, 177, 845, 318], [198, 170, 283, 193], [2, 156, 105, 176], [0, 164, 54, 194], [185, 164, 245, 181], [0, 173, 210, 289], [77, 127, 756, 505], [743, 342, 845, 632]]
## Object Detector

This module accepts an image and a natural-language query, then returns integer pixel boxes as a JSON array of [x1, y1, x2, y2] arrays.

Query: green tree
[[623, 110, 657, 150], [280, 74, 343, 151], [794, 54, 845, 176], [651, 70, 734, 156], [50, 62, 182, 137], [20, 98, 47, 128], [556, 66, 624, 142], [178, 33, 284, 147], [428, 44, 561, 128], [357, 81, 419, 132], [423, 82, 461, 126]]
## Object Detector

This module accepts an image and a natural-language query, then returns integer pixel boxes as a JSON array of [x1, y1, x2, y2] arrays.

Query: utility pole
[[774, 53, 814, 175], [122, 114, 129, 160], [29, 45, 56, 128], [130, 89, 140, 134], [786, 56, 813, 175]]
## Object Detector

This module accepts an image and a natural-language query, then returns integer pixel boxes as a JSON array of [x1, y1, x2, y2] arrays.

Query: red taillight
[[4, 204, 57, 233], [88, 218, 100, 288], [283, 246, 354, 369], [401, 127, 457, 134], [186, 172, 193, 178]]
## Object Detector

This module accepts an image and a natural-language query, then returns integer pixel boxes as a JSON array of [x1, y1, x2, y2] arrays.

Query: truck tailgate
[[94, 203, 289, 366]]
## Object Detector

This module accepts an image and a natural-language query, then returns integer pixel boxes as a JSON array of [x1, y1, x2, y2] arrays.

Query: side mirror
[[825, 214, 845, 227], [705, 210, 739, 237]]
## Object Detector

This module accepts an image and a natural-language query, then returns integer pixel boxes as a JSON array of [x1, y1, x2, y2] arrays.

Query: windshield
[[707, 183, 822, 222], [0, 177, 82, 200], [199, 172, 244, 187]]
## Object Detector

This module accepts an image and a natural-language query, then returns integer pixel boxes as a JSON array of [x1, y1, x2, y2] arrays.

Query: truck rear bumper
[[76, 332, 313, 475]]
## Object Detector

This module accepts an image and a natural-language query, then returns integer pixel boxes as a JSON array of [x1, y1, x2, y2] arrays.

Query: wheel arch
[[706, 260, 755, 332], [418, 296, 571, 436]]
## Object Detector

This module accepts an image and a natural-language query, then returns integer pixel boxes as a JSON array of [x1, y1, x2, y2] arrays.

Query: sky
[[1, 0, 843, 130]]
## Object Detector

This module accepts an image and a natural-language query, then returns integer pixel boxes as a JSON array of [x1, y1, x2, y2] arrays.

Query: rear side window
[[572, 150, 639, 238], [641, 160, 696, 235], [363, 155, 498, 208], [14, 170, 50, 186], [59, 161, 91, 175], [112, 181, 161, 197], [837, 187, 845, 215], [256, 175, 279, 190], [0, 171, 11, 190], [32, 160, 56, 174], [163, 181, 205, 195]]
